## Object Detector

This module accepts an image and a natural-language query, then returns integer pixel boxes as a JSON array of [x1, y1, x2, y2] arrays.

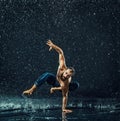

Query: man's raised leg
[[23, 72, 56, 95]]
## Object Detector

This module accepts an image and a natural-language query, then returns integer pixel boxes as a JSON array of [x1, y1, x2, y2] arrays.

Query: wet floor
[[0, 96, 120, 121]]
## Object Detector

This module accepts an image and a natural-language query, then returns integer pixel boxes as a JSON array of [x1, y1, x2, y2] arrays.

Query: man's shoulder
[[58, 66, 67, 71]]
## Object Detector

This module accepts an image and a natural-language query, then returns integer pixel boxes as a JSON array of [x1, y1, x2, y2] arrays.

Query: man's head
[[61, 67, 75, 81]]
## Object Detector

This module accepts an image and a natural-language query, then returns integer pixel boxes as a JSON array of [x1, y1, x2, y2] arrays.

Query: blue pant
[[34, 72, 79, 91]]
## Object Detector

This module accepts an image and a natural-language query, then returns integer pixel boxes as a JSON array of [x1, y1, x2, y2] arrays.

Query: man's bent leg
[[23, 72, 56, 95]]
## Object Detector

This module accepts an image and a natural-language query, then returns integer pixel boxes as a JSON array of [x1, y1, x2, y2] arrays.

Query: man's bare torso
[[56, 67, 69, 91]]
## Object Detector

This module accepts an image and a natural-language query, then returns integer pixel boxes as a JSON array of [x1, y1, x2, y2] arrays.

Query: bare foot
[[50, 88, 54, 93], [62, 109, 72, 113], [23, 90, 33, 95]]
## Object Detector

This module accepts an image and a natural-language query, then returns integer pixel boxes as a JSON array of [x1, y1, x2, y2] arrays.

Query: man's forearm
[[50, 87, 62, 93], [52, 87, 62, 91], [62, 96, 68, 111], [52, 44, 63, 54]]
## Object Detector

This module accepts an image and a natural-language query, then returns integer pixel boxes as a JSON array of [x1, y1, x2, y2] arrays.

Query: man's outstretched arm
[[46, 40, 67, 69]]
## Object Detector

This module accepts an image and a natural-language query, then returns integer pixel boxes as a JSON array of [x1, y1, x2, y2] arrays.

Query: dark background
[[0, 0, 120, 98]]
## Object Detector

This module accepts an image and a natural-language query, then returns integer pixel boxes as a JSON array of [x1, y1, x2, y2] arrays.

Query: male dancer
[[23, 40, 79, 113]]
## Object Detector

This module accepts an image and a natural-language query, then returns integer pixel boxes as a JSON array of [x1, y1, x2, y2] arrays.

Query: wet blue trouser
[[34, 72, 79, 91]]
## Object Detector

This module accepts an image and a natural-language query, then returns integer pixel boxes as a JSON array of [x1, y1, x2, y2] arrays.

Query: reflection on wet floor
[[0, 109, 120, 121], [0, 96, 120, 121]]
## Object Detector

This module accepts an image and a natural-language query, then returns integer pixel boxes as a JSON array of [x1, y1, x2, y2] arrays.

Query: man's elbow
[[59, 49, 63, 55]]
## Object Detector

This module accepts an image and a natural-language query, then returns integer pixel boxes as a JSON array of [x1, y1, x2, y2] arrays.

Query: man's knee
[[43, 72, 52, 76], [69, 82, 79, 91], [43, 72, 56, 77], [44, 72, 56, 85]]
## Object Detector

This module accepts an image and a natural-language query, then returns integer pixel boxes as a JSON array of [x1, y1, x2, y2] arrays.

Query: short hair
[[68, 67, 75, 76]]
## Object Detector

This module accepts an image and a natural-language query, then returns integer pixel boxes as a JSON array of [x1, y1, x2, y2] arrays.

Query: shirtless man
[[47, 40, 75, 113], [23, 40, 79, 113]]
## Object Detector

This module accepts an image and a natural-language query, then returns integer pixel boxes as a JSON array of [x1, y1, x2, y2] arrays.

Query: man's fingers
[[46, 41, 49, 45], [46, 40, 51, 45], [50, 88, 54, 93], [46, 40, 53, 51], [48, 40, 51, 42], [47, 40, 51, 44], [49, 47, 52, 51]]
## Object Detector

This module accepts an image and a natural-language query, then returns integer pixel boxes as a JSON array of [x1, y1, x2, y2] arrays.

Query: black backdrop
[[0, 0, 120, 98]]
